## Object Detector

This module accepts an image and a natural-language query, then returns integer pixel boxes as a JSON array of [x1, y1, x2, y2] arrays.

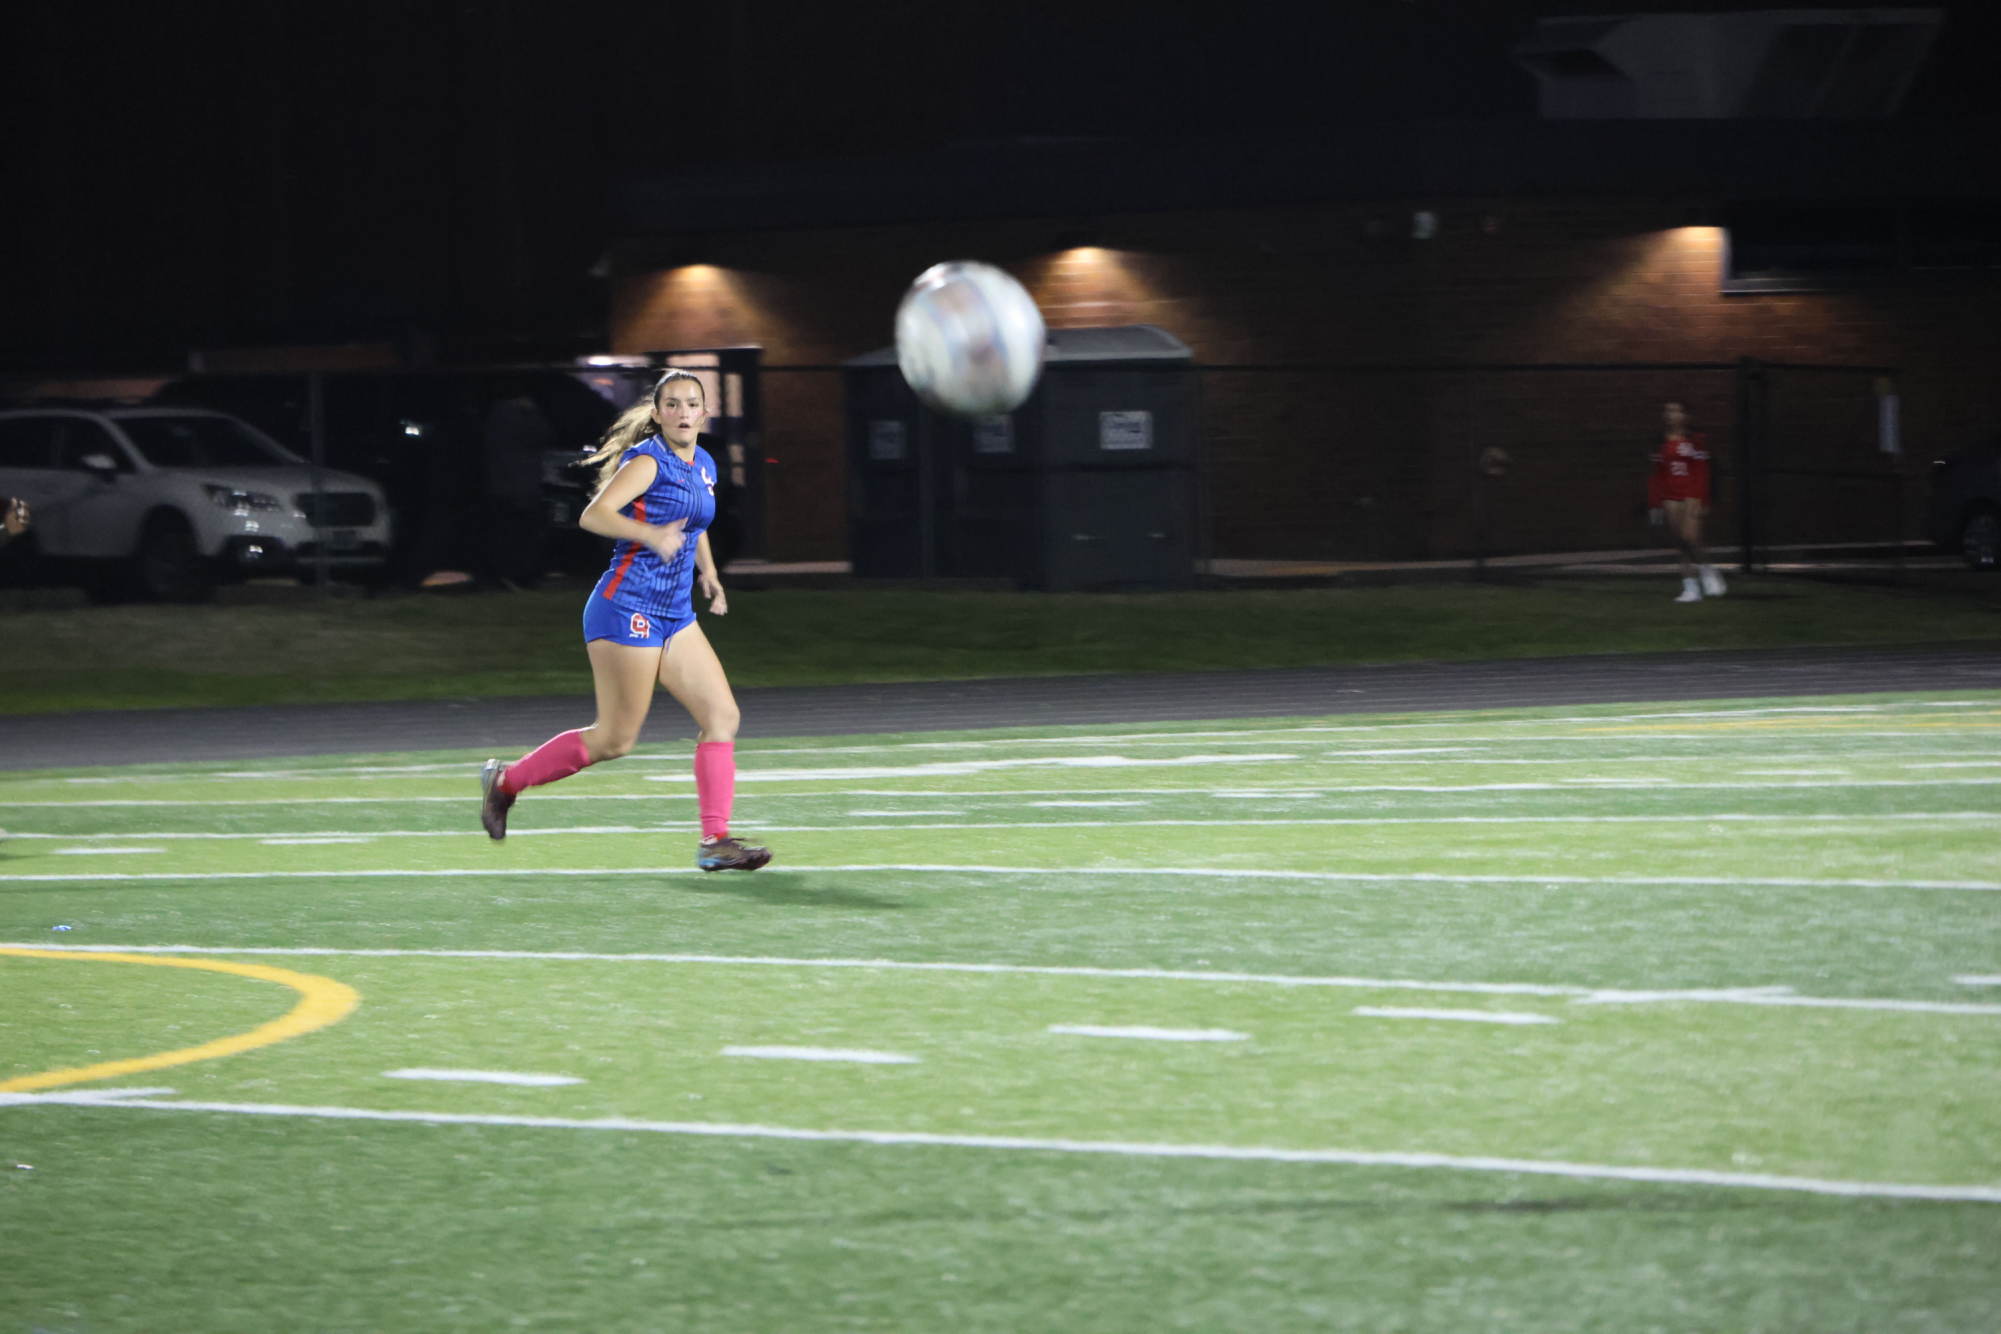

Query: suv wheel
[[1962, 508, 2001, 572], [136, 511, 213, 602]]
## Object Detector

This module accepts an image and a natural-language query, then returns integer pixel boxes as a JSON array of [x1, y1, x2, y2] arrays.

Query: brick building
[[608, 120, 2001, 563]]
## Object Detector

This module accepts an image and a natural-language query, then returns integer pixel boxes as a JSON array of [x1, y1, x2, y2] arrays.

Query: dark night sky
[[3, 1, 1995, 372]]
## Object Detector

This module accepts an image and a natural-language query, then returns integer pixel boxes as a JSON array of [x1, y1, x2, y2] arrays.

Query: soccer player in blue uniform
[[479, 369, 770, 871]]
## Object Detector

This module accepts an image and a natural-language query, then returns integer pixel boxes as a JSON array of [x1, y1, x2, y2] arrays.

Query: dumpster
[[843, 324, 1196, 588]]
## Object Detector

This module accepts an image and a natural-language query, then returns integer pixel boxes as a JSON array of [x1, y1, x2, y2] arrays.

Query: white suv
[[0, 407, 391, 600]]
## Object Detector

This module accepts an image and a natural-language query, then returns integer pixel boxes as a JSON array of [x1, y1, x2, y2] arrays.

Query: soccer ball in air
[[894, 261, 1047, 416]]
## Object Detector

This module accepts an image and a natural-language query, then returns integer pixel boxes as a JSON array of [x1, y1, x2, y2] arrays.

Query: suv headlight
[[204, 485, 281, 513]]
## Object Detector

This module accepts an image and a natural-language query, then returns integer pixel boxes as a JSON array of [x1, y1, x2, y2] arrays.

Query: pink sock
[[500, 729, 593, 795], [694, 741, 734, 840]]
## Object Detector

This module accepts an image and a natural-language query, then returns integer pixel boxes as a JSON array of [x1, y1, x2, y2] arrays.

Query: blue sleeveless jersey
[[594, 437, 717, 623]]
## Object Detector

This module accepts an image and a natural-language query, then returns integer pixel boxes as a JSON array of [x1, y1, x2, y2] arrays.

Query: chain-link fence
[[1747, 361, 1910, 563], [1197, 358, 1907, 570], [754, 355, 1915, 579]]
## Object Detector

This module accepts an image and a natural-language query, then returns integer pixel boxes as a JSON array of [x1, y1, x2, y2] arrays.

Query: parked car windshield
[[115, 415, 298, 468]]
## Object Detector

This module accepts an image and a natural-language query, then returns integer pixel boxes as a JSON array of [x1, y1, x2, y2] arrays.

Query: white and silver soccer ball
[[894, 261, 1047, 416]]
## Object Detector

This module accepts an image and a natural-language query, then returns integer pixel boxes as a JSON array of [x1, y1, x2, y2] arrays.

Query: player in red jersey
[[1648, 401, 1726, 603], [478, 370, 769, 872]]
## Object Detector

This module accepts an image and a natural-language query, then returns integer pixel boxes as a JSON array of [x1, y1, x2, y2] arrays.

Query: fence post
[[308, 369, 329, 596], [1894, 470, 1907, 583], [916, 405, 935, 580], [1469, 369, 1487, 579], [1732, 357, 1762, 574], [1189, 364, 1212, 579]]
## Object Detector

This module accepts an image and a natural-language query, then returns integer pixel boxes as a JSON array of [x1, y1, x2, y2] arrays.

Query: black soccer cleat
[[698, 836, 771, 872], [480, 759, 516, 841]]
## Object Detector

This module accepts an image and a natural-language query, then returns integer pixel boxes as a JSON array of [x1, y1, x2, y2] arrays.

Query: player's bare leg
[[1663, 499, 1699, 578], [1688, 503, 1726, 596], [1664, 499, 1706, 601], [1666, 500, 1727, 599], [480, 640, 660, 840], [661, 622, 769, 870], [659, 623, 737, 744], [583, 639, 665, 761]]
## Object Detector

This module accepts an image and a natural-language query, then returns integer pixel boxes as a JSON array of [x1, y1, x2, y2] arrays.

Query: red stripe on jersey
[[601, 498, 645, 599]]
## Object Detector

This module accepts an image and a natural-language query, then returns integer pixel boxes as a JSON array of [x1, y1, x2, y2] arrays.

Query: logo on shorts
[[629, 612, 650, 638]]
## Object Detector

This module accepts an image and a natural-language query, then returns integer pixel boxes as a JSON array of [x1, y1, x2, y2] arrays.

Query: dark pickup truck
[[1928, 438, 2001, 570]]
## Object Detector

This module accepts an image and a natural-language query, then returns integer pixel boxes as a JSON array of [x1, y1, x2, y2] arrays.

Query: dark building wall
[[611, 199, 2001, 562]]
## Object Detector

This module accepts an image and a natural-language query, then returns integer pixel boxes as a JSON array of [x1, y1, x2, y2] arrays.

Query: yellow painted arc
[[0, 947, 359, 1093]]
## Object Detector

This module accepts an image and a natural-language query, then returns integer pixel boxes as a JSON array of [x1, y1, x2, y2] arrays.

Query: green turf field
[[3, 692, 2000, 1331]]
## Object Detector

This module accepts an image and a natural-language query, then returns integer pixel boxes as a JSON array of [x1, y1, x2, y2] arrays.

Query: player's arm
[[695, 530, 727, 615], [579, 455, 685, 558]]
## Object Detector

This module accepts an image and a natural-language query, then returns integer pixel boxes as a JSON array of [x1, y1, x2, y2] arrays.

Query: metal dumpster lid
[[843, 323, 1192, 368]]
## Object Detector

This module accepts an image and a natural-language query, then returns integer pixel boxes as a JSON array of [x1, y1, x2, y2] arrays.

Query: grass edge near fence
[[1, 575, 1997, 715]]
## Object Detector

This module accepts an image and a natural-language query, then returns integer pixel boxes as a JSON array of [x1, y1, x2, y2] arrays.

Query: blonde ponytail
[[582, 369, 706, 495]]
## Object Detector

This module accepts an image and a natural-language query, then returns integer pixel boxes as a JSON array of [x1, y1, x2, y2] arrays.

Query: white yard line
[[721, 1046, 918, 1064], [5, 827, 672, 840], [1531, 706, 1893, 722], [13, 943, 2001, 1017], [49, 846, 165, 855], [1570, 732, 1986, 742], [844, 810, 964, 817], [853, 777, 2001, 792], [773, 865, 2001, 893], [711, 706, 1991, 748], [383, 1069, 582, 1087], [7, 812, 1996, 843], [1353, 1007, 1559, 1025], [1, 942, 1587, 995], [154, 742, 1474, 773], [33, 745, 1999, 787], [7, 863, 1995, 891], [1318, 754, 1999, 766], [1134, 809, 1957, 829], [208, 763, 487, 777], [44, 706, 1969, 779], [9, 774, 2001, 808], [1047, 1025, 1250, 1041], [74, 1086, 177, 1099], [15, 701, 1993, 786], [645, 754, 1301, 781], [0, 795, 691, 808], [1574, 990, 2001, 1016], [5, 1092, 1997, 1203], [1188, 778, 2001, 792], [718, 813, 1994, 833]]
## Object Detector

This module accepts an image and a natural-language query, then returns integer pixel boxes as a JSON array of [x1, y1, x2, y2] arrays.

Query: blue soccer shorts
[[582, 596, 694, 648]]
